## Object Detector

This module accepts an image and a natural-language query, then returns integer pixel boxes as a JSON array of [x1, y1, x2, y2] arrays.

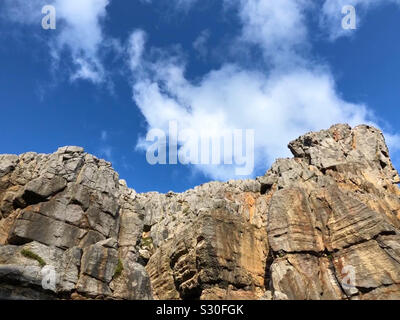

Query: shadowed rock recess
[[1, 124, 400, 300]]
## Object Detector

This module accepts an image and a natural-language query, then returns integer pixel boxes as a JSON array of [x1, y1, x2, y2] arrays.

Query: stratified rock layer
[[1, 124, 400, 300]]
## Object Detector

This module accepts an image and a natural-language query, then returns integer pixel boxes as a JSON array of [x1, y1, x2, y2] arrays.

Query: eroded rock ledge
[[1, 124, 400, 300]]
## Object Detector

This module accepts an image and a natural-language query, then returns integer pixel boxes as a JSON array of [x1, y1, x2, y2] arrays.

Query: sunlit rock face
[[1, 124, 400, 300]]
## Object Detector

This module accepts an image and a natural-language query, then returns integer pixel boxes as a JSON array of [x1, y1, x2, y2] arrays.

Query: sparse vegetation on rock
[[21, 249, 46, 267]]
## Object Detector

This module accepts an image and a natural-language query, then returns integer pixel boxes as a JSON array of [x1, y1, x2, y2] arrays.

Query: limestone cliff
[[1, 124, 400, 300]]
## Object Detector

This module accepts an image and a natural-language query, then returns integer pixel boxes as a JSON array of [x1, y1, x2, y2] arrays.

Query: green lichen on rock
[[113, 259, 124, 279], [21, 249, 46, 267], [141, 237, 153, 250]]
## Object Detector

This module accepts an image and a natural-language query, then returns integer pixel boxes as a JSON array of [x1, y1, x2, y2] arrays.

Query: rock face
[[1, 124, 400, 300]]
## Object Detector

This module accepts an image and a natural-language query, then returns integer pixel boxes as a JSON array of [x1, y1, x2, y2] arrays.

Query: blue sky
[[1, 0, 400, 193]]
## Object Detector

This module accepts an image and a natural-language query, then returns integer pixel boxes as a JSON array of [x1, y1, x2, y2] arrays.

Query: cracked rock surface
[[1, 124, 400, 300]]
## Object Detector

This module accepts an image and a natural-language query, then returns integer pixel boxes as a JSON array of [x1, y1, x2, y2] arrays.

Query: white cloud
[[1, 0, 45, 24], [193, 30, 210, 59], [169, 0, 198, 10], [228, 0, 312, 65], [99, 146, 113, 161], [127, 30, 377, 180], [139, 0, 198, 11], [385, 133, 400, 153], [127, 30, 147, 71], [126, 0, 400, 180], [99, 130, 113, 162], [2, 0, 110, 83], [53, 0, 110, 82], [101, 130, 108, 141]]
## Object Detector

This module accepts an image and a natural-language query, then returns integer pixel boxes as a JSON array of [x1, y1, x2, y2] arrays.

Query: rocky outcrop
[[1, 124, 400, 300], [0, 147, 151, 299]]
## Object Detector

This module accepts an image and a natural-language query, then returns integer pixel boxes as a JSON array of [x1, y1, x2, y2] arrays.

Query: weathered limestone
[[146, 208, 268, 300], [1, 124, 400, 300], [0, 147, 151, 299]]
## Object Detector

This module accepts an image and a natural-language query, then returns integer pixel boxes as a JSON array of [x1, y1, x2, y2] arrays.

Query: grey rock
[[57, 146, 84, 154], [58, 247, 82, 292], [9, 210, 86, 249], [0, 264, 43, 287], [22, 176, 67, 204], [110, 260, 153, 300], [80, 241, 118, 283], [1, 124, 400, 300], [76, 274, 112, 298], [0, 155, 18, 178]]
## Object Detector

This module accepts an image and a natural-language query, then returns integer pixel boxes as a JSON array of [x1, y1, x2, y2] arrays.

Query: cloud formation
[[229, 0, 312, 65], [53, 0, 110, 83], [193, 30, 210, 59], [126, 0, 400, 180], [139, 0, 199, 11], [2, 0, 110, 83]]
